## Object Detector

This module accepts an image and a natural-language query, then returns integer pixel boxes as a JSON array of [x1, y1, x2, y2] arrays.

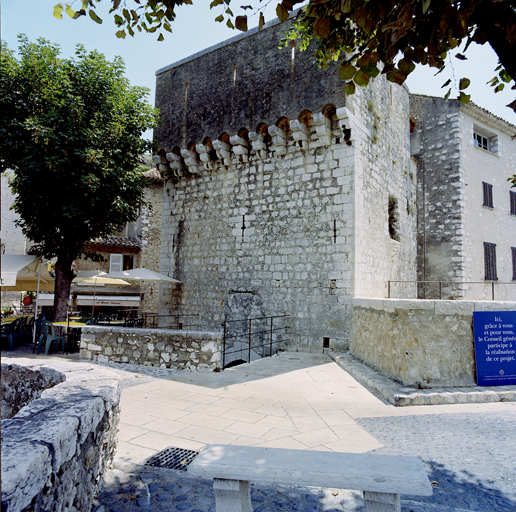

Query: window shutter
[[512, 247, 516, 281], [109, 254, 123, 273], [482, 182, 493, 208], [484, 243, 497, 280], [510, 191, 516, 215]]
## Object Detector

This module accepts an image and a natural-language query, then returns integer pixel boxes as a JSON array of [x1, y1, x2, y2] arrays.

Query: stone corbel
[[166, 152, 185, 177], [248, 132, 267, 160], [180, 148, 201, 175], [229, 135, 249, 163], [212, 139, 232, 166], [313, 113, 332, 146], [196, 143, 219, 171], [268, 125, 287, 156], [290, 120, 309, 150]]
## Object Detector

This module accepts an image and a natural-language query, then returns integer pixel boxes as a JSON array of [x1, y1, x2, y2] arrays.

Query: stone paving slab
[[329, 351, 516, 406]]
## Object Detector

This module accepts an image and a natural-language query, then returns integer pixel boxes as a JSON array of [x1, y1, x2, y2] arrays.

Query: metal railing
[[74, 312, 199, 330], [221, 314, 290, 369], [387, 280, 516, 301]]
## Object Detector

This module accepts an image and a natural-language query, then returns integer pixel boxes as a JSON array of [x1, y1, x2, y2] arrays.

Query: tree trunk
[[53, 256, 75, 321]]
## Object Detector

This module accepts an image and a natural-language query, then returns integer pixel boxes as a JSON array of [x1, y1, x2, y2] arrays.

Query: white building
[[410, 95, 516, 301]]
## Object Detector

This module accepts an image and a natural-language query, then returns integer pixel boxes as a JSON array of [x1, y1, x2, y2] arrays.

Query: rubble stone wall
[[154, 19, 417, 351], [350, 298, 516, 387], [1, 360, 121, 512], [79, 325, 222, 371]]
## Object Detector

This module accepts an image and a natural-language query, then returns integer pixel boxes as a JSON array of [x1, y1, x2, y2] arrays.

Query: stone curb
[[328, 351, 516, 406]]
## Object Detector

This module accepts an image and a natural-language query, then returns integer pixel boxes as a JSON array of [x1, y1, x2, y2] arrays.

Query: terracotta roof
[[85, 236, 141, 250], [143, 169, 164, 183]]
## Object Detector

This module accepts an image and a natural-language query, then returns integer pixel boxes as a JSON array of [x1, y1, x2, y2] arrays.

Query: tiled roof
[[86, 236, 141, 249]]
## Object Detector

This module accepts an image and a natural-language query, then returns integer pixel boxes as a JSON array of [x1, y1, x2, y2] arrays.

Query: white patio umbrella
[[1, 255, 54, 349], [73, 270, 130, 316], [101, 268, 181, 284], [102, 268, 181, 314]]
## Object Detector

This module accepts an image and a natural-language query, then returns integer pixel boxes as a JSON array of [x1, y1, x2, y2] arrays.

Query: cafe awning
[[76, 295, 141, 307]]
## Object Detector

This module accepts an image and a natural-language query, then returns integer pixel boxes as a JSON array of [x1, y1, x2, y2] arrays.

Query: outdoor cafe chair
[[36, 320, 65, 356], [1, 319, 19, 351]]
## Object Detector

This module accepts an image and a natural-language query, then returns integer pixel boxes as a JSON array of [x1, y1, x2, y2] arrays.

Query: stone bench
[[187, 444, 432, 512]]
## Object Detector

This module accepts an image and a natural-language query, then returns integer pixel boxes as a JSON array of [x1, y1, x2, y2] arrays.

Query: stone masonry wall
[[410, 95, 466, 299], [140, 178, 165, 314], [154, 20, 416, 351], [80, 325, 222, 371], [1, 359, 121, 512], [350, 298, 516, 387]]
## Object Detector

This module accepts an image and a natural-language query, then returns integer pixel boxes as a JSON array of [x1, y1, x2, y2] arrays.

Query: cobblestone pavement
[[6, 347, 516, 511], [95, 410, 516, 512]]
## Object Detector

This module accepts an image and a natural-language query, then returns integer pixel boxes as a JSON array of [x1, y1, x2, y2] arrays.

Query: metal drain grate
[[145, 447, 199, 471]]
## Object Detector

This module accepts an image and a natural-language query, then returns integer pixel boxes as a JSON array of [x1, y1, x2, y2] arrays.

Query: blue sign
[[473, 311, 516, 386]]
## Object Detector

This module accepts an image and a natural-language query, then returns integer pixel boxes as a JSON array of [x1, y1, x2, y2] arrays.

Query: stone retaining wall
[[1, 359, 121, 512], [350, 298, 516, 387], [79, 326, 222, 371]]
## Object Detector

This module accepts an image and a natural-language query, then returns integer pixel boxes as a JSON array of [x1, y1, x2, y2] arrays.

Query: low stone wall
[[1, 363, 64, 419], [1, 359, 121, 512], [80, 326, 222, 371], [350, 298, 516, 387]]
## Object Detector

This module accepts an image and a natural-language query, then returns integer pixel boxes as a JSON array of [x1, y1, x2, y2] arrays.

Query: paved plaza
[[6, 350, 516, 511]]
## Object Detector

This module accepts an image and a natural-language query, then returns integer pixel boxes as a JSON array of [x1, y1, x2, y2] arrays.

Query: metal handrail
[[222, 314, 290, 369], [387, 280, 515, 300]]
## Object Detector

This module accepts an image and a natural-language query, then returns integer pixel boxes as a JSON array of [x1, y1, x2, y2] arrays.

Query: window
[[473, 127, 498, 154], [484, 243, 497, 280], [109, 254, 123, 273], [483, 182, 493, 208], [511, 191, 516, 215], [388, 196, 400, 241], [513, 247, 516, 281], [474, 132, 489, 151]]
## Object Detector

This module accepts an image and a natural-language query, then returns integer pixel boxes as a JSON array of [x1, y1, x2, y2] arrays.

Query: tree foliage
[[0, 36, 158, 319], [55, 0, 515, 104]]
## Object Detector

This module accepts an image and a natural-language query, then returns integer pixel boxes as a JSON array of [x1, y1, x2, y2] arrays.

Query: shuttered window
[[109, 254, 123, 273], [513, 247, 516, 281], [482, 182, 493, 208], [510, 191, 516, 215], [484, 243, 497, 281]]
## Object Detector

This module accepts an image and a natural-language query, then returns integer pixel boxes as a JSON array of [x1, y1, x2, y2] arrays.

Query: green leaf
[[163, 22, 172, 33], [455, 53, 467, 61], [458, 92, 470, 103], [215, 14, 224, 22], [441, 79, 451, 88], [113, 0, 121, 8], [115, 29, 127, 38], [422, 0, 431, 14], [444, 88, 451, 99], [89, 9, 103, 24], [314, 18, 330, 39], [114, 14, 124, 25], [494, 83, 505, 93], [344, 81, 356, 95], [339, 62, 356, 80], [258, 12, 265, 30], [341, 0, 351, 13], [458, 77, 470, 90], [53, 4, 64, 19], [276, 4, 289, 23], [226, 18, 234, 29], [210, 0, 224, 7], [158, 33, 164, 41], [225, 7, 233, 16], [235, 15, 248, 32], [65, 5, 79, 19], [354, 70, 370, 87]]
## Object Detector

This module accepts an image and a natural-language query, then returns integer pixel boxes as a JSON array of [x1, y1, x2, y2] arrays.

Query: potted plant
[[2, 305, 14, 317]]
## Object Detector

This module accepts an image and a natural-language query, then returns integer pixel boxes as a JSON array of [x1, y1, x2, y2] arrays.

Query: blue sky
[[2, 0, 515, 137]]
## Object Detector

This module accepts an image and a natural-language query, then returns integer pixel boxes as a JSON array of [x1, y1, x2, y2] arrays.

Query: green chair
[[36, 320, 65, 356]]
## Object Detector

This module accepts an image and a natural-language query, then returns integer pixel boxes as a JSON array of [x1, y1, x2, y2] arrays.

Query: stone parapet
[[1, 359, 121, 512], [79, 326, 222, 371], [350, 298, 516, 387]]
